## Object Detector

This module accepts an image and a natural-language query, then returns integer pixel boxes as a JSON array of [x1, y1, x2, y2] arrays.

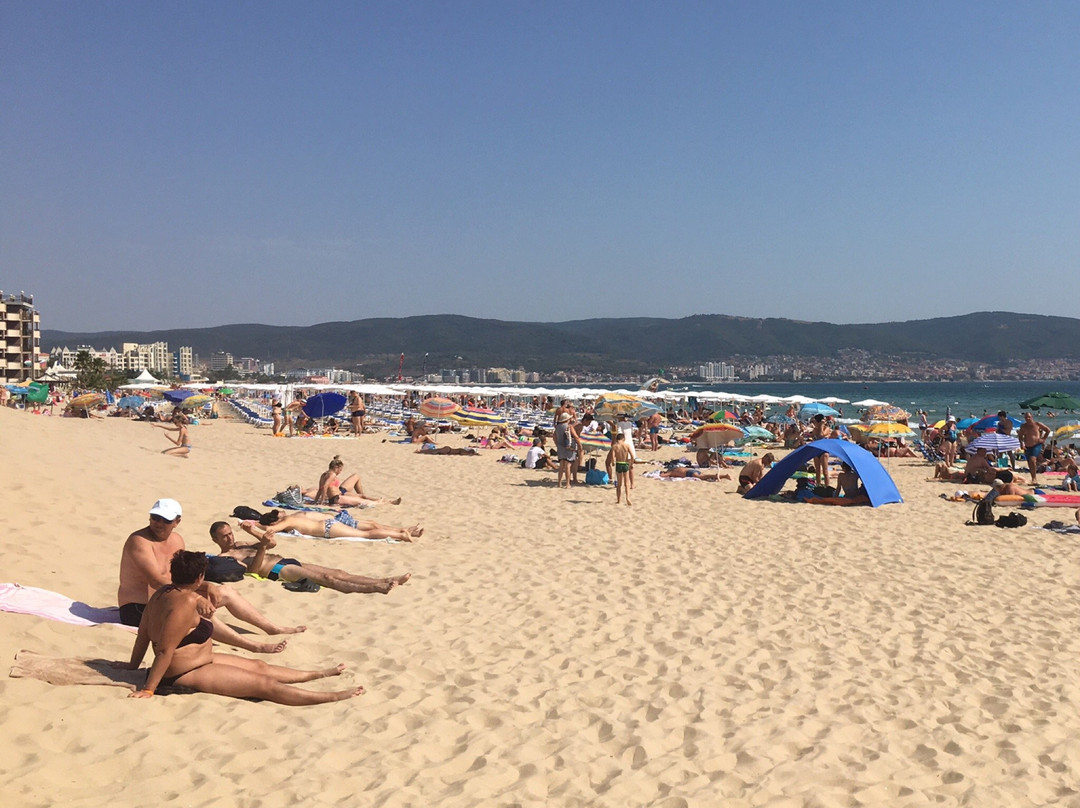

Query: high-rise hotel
[[0, 291, 41, 383]]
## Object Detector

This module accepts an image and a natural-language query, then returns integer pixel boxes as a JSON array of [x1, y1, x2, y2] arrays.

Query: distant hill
[[42, 311, 1080, 374]]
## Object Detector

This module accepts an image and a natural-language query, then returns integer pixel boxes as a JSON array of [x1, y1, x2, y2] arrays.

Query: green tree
[[73, 350, 109, 390]]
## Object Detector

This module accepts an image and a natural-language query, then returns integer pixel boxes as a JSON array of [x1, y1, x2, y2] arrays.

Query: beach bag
[[969, 498, 995, 526], [204, 555, 245, 583], [274, 485, 304, 508], [231, 505, 263, 521], [585, 469, 610, 486], [995, 512, 1028, 529]]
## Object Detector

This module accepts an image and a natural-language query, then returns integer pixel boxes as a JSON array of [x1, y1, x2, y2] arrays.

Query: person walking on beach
[[154, 411, 191, 457], [1017, 411, 1051, 484], [210, 522, 411, 594], [809, 415, 831, 488], [348, 390, 366, 436], [118, 499, 302, 653], [554, 411, 579, 488], [605, 432, 634, 505]]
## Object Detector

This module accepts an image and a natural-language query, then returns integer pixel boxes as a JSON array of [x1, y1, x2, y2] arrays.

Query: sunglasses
[[150, 514, 175, 524]]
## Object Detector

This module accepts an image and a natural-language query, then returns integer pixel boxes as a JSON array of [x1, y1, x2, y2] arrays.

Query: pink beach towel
[[0, 583, 136, 631]]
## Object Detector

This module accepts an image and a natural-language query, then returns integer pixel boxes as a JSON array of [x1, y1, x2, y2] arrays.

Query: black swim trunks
[[118, 602, 146, 627]]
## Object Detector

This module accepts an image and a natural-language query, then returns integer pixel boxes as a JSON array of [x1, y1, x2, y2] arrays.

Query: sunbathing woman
[[118, 551, 364, 705], [258, 508, 422, 542], [304, 455, 401, 507]]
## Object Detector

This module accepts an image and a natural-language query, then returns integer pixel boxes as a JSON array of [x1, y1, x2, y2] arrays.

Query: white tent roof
[[131, 368, 160, 384]]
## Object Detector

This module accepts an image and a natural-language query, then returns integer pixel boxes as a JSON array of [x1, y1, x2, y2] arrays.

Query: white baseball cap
[[149, 498, 182, 521]]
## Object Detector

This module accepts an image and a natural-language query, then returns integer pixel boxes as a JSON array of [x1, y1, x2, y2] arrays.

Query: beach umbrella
[[969, 415, 1021, 433], [799, 402, 840, 420], [578, 432, 612, 453], [866, 422, 918, 441], [691, 422, 743, 448], [965, 433, 1021, 454], [67, 392, 104, 412], [26, 382, 50, 404], [765, 413, 796, 425], [955, 417, 979, 430], [302, 392, 347, 418], [707, 409, 739, 423], [419, 397, 461, 418], [163, 388, 197, 404], [117, 395, 147, 410], [180, 394, 211, 410], [737, 425, 774, 444], [452, 406, 508, 427], [1053, 422, 1080, 441], [1019, 392, 1080, 411], [217, 387, 235, 396], [852, 398, 892, 408], [862, 404, 911, 423], [593, 392, 661, 421]]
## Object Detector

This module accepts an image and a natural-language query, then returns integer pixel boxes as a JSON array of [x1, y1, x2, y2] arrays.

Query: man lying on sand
[[211, 521, 411, 594], [118, 499, 304, 653], [258, 508, 422, 542]]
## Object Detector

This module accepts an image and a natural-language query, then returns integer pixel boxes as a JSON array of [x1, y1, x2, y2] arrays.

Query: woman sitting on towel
[[304, 455, 401, 508], [118, 550, 364, 705], [258, 508, 422, 542]]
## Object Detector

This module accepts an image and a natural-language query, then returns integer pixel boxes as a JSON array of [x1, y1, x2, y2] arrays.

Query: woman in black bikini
[[119, 551, 364, 705]]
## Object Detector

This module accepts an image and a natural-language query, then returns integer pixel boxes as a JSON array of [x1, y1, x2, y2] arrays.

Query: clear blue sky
[[3, 2, 1078, 332]]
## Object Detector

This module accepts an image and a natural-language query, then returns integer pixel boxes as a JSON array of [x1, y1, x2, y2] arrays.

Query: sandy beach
[[2, 406, 1080, 807]]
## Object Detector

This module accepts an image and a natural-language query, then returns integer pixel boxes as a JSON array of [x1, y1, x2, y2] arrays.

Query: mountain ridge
[[42, 311, 1080, 374]]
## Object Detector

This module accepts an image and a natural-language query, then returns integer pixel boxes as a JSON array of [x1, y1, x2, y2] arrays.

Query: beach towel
[[0, 583, 136, 631], [9, 649, 193, 693]]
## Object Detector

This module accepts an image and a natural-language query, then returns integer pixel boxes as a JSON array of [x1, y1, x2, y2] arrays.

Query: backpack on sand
[[968, 498, 995, 526]]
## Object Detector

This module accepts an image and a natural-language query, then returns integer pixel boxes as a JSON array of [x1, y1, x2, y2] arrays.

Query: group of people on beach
[[113, 454, 417, 705]]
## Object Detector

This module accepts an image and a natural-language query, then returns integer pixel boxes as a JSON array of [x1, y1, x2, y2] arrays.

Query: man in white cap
[[117, 499, 304, 653]]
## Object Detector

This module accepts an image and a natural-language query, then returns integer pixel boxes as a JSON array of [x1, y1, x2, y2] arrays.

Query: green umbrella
[[1019, 392, 1080, 410], [217, 388, 235, 396]]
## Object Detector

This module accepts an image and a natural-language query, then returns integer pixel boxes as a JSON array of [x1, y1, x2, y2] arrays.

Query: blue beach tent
[[743, 439, 903, 508]]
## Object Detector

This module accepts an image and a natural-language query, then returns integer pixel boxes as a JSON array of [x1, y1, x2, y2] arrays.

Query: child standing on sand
[[606, 432, 634, 506]]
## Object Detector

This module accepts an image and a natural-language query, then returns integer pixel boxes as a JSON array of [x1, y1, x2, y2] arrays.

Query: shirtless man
[[1017, 412, 1051, 483], [210, 522, 411, 594], [809, 415, 831, 487], [118, 499, 303, 652], [737, 453, 775, 494], [963, 447, 997, 484]]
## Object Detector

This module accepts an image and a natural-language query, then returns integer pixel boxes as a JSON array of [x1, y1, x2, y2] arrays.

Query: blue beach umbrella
[[965, 433, 1021, 454], [302, 392, 348, 419], [765, 413, 796, 426], [117, 395, 147, 410], [970, 415, 1021, 433], [163, 388, 197, 404], [955, 417, 979, 430], [799, 402, 840, 420]]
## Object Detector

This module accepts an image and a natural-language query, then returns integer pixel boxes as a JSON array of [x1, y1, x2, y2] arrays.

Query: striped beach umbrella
[[180, 394, 211, 410], [965, 433, 1021, 454], [452, 406, 507, 427], [419, 397, 461, 418], [578, 432, 612, 453]]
